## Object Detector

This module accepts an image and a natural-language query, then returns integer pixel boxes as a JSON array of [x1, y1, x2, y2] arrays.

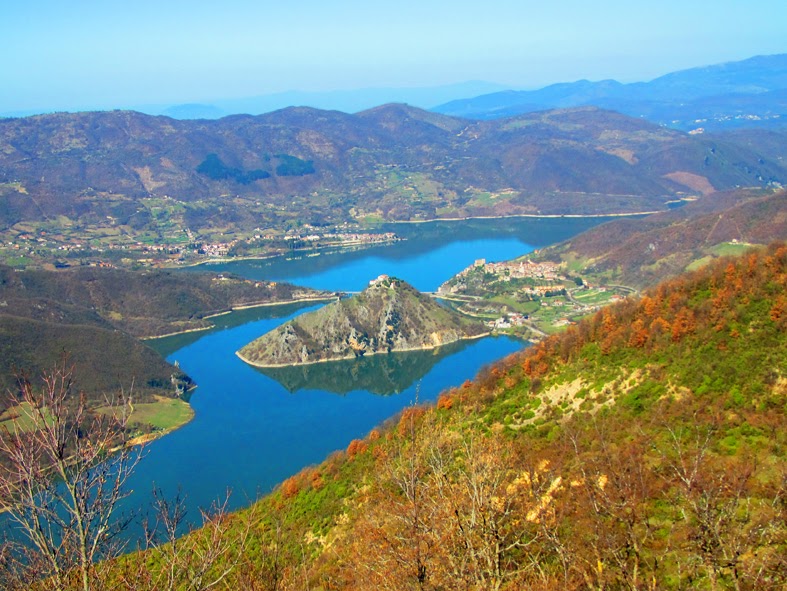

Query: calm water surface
[[139, 315, 523, 519], [189, 217, 606, 291], [135, 218, 608, 523], [4, 218, 611, 544]]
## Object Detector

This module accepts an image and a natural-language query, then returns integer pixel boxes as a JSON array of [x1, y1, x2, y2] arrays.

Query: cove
[[186, 216, 606, 292], [2, 217, 611, 546], [133, 217, 609, 530]]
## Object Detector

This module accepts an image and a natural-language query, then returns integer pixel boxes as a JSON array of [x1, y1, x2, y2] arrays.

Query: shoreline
[[140, 325, 214, 340], [179, 237, 400, 269], [141, 295, 336, 340], [230, 295, 336, 310], [382, 210, 660, 224], [236, 331, 491, 369], [170, 210, 655, 269], [108, 392, 198, 450], [125, 413, 194, 447]]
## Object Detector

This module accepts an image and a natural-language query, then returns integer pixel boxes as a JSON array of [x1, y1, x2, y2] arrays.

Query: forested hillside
[[538, 188, 787, 287], [1, 106, 783, 246], [0, 265, 328, 403], [99, 243, 786, 590]]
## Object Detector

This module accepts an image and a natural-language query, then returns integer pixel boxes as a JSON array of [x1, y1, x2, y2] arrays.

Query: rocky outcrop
[[237, 277, 487, 367]]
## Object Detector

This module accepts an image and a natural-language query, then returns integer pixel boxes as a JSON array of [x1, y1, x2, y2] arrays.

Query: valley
[[1, 105, 784, 269], [1, 48, 786, 590], [90, 226, 548, 534]]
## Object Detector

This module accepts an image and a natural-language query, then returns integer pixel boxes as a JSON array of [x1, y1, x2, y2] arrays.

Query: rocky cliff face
[[237, 277, 487, 367]]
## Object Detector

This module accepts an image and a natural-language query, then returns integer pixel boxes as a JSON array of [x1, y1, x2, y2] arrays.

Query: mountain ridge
[[2, 104, 783, 268], [434, 53, 787, 129]]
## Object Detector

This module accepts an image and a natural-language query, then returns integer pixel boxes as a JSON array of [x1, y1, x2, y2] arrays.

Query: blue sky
[[2, 0, 786, 113]]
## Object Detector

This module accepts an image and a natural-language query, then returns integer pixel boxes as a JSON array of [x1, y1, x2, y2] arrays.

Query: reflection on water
[[255, 338, 478, 396], [2, 217, 604, 547]]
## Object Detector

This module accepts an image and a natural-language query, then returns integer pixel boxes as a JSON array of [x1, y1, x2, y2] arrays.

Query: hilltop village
[[439, 257, 632, 336], [442, 258, 563, 293]]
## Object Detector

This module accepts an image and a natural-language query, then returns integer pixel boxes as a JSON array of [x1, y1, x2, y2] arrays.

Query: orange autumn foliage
[[397, 407, 427, 436], [346, 439, 368, 458], [436, 393, 454, 410]]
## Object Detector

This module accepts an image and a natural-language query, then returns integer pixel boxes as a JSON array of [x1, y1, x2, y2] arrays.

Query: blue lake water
[[3, 216, 610, 544], [188, 217, 606, 292], [137, 317, 523, 519]]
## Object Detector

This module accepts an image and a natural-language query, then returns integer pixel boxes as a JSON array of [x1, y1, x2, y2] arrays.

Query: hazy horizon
[[3, 0, 786, 115]]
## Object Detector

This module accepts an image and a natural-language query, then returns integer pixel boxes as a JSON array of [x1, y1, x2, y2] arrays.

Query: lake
[[140, 217, 606, 524], [185, 216, 606, 292], [4, 216, 610, 544]]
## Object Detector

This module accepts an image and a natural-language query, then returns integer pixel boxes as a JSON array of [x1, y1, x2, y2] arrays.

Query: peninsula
[[237, 276, 488, 367]]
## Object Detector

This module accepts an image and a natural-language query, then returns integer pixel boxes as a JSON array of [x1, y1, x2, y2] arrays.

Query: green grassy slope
[[110, 244, 786, 591]]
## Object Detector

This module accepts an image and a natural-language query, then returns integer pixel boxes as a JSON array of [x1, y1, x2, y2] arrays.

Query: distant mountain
[[202, 81, 510, 118], [436, 79, 628, 119], [1, 82, 510, 120], [434, 54, 787, 130], [641, 54, 787, 99], [237, 276, 487, 367], [1, 105, 784, 256], [99, 82, 512, 121]]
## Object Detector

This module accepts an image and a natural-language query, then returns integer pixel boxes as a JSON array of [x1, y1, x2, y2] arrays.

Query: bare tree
[[119, 486, 257, 591], [351, 415, 552, 591], [658, 423, 786, 591], [426, 432, 548, 590], [565, 420, 662, 591], [0, 361, 141, 591]]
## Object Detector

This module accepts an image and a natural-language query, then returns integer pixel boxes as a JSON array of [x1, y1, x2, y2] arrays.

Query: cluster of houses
[[199, 242, 233, 257], [5, 224, 401, 268], [487, 312, 528, 330], [472, 258, 562, 281], [368, 274, 390, 287], [321, 231, 397, 245], [440, 257, 565, 296]]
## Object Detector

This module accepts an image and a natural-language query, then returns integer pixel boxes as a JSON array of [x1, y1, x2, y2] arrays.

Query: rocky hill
[[237, 276, 487, 367]]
